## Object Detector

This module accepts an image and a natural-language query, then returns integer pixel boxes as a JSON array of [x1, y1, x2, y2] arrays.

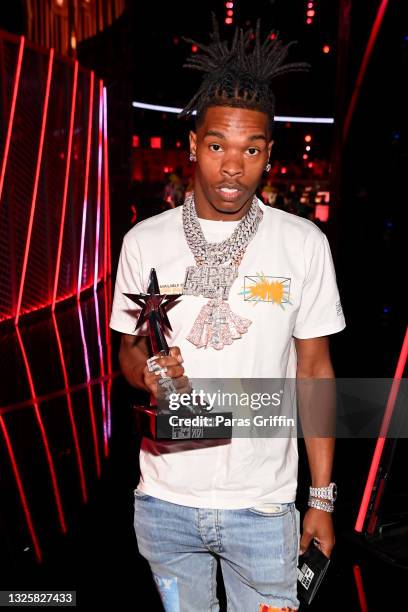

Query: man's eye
[[247, 147, 260, 155], [209, 144, 222, 152]]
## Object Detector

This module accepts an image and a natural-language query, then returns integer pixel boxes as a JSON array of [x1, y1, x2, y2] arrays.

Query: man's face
[[189, 106, 274, 220]]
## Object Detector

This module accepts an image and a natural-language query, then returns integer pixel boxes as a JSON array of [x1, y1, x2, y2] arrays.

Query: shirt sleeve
[[109, 235, 148, 336], [293, 229, 346, 339]]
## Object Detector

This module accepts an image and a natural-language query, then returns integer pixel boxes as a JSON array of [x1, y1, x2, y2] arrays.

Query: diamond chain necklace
[[182, 191, 263, 268], [181, 192, 263, 350]]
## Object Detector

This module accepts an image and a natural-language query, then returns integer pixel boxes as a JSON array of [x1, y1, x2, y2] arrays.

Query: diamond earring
[[265, 162, 271, 172], [189, 152, 196, 162]]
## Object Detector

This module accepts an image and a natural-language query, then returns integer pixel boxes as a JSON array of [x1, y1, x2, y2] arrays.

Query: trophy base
[[133, 405, 233, 440]]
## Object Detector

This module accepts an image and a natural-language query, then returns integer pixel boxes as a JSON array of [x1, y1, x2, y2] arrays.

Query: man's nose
[[221, 155, 243, 177]]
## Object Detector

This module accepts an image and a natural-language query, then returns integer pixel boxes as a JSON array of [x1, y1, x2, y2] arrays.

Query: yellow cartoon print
[[240, 273, 291, 309]]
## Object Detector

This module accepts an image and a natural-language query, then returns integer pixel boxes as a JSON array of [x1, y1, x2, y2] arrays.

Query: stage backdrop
[[0, 30, 112, 565]]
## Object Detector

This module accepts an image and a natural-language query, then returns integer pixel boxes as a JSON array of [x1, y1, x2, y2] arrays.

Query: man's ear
[[267, 139, 275, 157], [189, 130, 197, 156]]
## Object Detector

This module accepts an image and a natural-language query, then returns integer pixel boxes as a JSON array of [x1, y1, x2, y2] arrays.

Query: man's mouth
[[219, 187, 239, 193], [215, 186, 244, 201]]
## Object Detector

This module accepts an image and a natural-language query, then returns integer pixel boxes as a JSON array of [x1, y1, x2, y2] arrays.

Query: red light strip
[[94, 80, 108, 455], [15, 325, 67, 533], [355, 325, 408, 532], [352, 565, 369, 612], [103, 85, 112, 438], [94, 290, 108, 456], [49, 63, 88, 499], [15, 48, 54, 325], [94, 291, 108, 455], [93, 80, 103, 291], [0, 36, 25, 206], [77, 300, 101, 476], [0, 371, 120, 416], [103, 87, 112, 293], [52, 60, 78, 310], [103, 88, 108, 290], [343, 0, 389, 141], [77, 71, 95, 296], [52, 311, 88, 502], [0, 282, 100, 324], [0, 414, 42, 563], [75, 71, 101, 475]]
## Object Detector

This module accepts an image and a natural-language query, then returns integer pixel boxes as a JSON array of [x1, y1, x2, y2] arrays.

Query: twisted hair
[[179, 15, 310, 133]]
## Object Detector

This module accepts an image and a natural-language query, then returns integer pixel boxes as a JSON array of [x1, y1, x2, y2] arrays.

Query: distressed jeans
[[133, 489, 301, 611]]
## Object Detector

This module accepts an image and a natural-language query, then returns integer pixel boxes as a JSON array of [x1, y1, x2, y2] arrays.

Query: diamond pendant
[[183, 265, 238, 300], [186, 297, 252, 350]]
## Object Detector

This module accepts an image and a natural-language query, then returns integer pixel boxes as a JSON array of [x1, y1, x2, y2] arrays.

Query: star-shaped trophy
[[124, 267, 180, 357], [124, 268, 232, 441]]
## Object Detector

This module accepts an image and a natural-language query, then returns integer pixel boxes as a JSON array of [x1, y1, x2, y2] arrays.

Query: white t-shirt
[[109, 198, 346, 508]]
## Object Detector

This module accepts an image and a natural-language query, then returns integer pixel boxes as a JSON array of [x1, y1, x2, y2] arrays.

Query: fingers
[[318, 536, 335, 559], [169, 346, 183, 364], [148, 347, 183, 370], [143, 347, 186, 398], [143, 366, 184, 396], [156, 376, 192, 403], [299, 533, 334, 558], [144, 362, 184, 381], [152, 363, 185, 378]]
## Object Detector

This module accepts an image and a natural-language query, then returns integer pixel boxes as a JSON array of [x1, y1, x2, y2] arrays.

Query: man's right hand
[[142, 346, 190, 400]]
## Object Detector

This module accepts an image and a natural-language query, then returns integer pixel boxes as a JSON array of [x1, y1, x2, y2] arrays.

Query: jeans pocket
[[247, 502, 293, 517], [133, 488, 151, 501]]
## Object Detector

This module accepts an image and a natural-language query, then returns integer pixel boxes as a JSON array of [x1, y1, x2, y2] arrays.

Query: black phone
[[297, 541, 330, 605]]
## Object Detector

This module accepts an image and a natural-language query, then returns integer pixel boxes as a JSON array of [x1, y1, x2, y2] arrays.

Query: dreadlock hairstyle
[[179, 14, 310, 134]]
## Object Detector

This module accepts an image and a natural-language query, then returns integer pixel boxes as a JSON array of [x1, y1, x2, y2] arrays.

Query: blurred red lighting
[[226, 1, 234, 7], [227, 10, 234, 16], [150, 137, 162, 149], [307, 10, 315, 17], [176, 141, 182, 148], [132, 135, 139, 148], [305, 134, 312, 142], [308, 162, 314, 168], [323, 45, 330, 54], [191, 44, 198, 53], [281, 167, 287, 174], [303, 154, 308, 160], [315, 205, 329, 222], [225, 17, 233, 25], [269, 32, 277, 40], [306, 18, 313, 25], [308, 2, 314, 7]]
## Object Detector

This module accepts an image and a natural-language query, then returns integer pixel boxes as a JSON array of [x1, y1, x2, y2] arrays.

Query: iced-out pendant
[[186, 297, 251, 350]]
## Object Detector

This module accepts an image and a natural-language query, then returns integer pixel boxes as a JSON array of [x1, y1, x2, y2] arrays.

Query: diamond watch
[[309, 482, 337, 502]]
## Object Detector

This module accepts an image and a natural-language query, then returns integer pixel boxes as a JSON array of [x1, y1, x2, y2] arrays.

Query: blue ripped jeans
[[133, 489, 301, 611]]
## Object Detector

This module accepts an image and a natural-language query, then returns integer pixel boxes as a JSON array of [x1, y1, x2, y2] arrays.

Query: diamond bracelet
[[308, 497, 334, 513]]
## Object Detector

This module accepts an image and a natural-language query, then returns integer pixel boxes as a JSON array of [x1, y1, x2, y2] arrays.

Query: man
[[110, 18, 345, 612]]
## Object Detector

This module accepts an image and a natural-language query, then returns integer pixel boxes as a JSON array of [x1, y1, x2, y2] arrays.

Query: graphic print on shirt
[[159, 283, 185, 295], [239, 273, 292, 308]]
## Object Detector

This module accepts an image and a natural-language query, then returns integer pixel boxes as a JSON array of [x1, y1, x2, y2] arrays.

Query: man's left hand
[[299, 507, 335, 558]]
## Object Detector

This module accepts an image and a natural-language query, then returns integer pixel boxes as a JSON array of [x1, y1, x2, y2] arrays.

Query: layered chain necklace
[[182, 191, 263, 350]]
